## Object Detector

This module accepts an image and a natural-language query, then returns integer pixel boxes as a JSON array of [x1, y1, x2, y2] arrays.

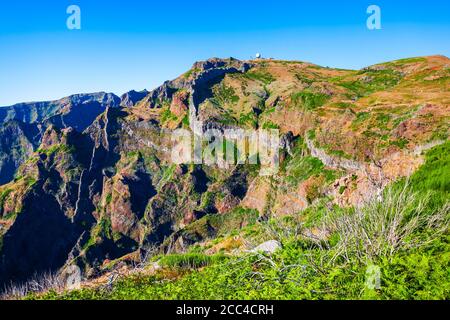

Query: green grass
[[307, 129, 316, 140], [215, 109, 238, 126], [387, 57, 426, 66], [409, 140, 450, 207], [160, 108, 178, 124], [322, 144, 353, 160], [156, 164, 176, 191], [261, 120, 279, 130], [376, 113, 391, 127], [334, 69, 403, 98], [37, 144, 75, 156], [331, 102, 354, 109], [35, 234, 449, 300], [390, 138, 409, 149], [183, 67, 201, 79], [199, 191, 215, 211], [352, 112, 370, 128], [158, 253, 227, 269], [0, 189, 13, 212], [243, 70, 275, 85], [180, 207, 259, 240], [291, 90, 330, 110], [0, 177, 36, 218], [238, 111, 258, 128], [105, 193, 112, 205], [285, 156, 335, 187], [294, 73, 315, 85], [181, 114, 190, 127]]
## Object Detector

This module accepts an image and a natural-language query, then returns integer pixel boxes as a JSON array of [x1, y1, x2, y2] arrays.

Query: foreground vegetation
[[22, 143, 448, 300], [37, 241, 448, 300]]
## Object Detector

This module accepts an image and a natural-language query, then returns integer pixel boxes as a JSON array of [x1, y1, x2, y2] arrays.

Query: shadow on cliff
[[0, 191, 82, 289]]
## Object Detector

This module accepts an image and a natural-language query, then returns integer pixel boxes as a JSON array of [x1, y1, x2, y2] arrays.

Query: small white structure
[[255, 53, 262, 59]]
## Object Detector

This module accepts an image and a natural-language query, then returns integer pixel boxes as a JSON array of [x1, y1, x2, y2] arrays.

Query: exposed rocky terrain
[[0, 55, 448, 289]]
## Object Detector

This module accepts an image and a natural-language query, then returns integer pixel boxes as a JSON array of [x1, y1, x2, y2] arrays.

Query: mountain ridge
[[0, 55, 448, 293]]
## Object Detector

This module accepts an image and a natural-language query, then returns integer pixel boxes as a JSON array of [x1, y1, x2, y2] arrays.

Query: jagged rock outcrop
[[136, 57, 253, 134], [0, 126, 87, 286], [0, 121, 40, 185], [0, 92, 121, 186], [0, 92, 120, 126], [120, 90, 149, 108], [169, 90, 189, 118], [187, 58, 253, 135]]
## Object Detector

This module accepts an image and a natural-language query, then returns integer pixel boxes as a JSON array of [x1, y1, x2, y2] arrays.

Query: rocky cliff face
[[0, 121, 40, 185], [0, 92, 121, 187], [0, 56, 448, 288], [120, 90, 149, 108], [0, 92, 120, 126]]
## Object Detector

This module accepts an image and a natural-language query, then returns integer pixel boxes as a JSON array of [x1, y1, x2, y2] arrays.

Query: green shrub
[[379, 248, 450, 300]]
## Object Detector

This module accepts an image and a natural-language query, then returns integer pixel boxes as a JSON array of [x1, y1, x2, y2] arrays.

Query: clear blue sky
[[0, 0, 449, 106]]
